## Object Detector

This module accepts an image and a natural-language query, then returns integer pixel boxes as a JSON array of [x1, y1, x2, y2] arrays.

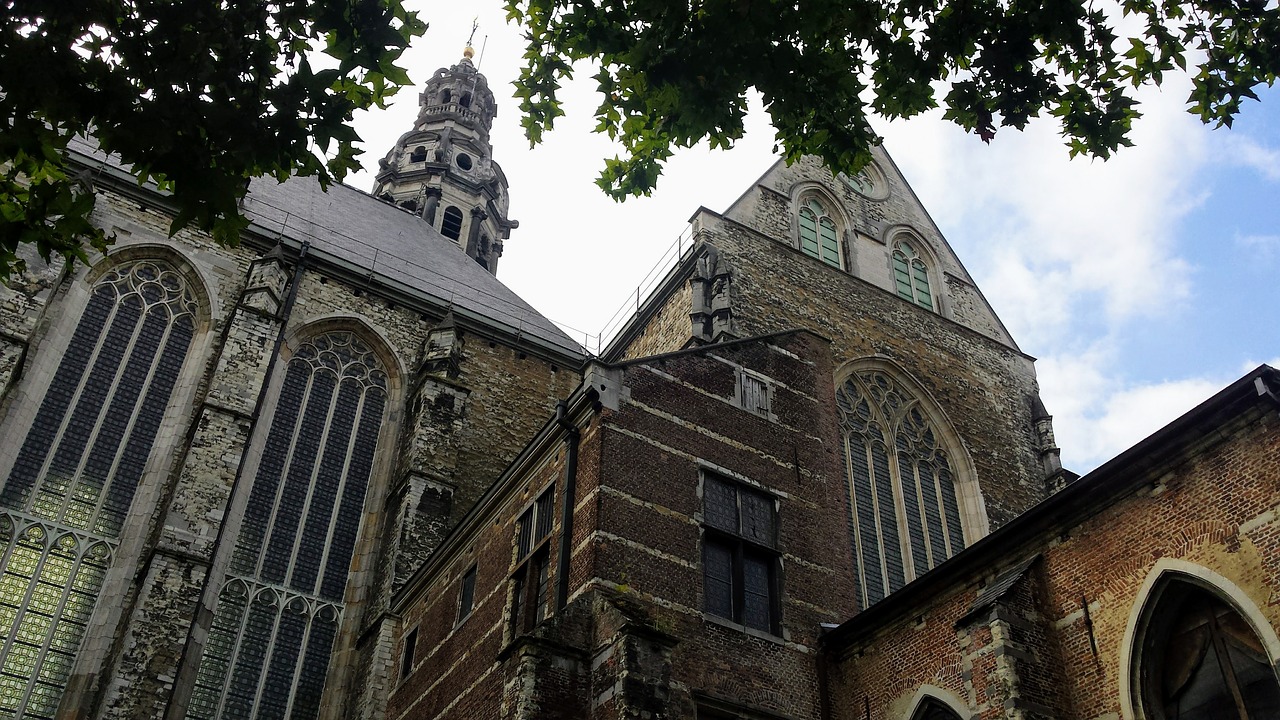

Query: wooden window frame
[[509, 487, 555, 634]]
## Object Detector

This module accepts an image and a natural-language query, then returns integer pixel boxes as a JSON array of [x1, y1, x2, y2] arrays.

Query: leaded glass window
[[188, 331, 388, 720], [701, 474, 779, 633], [0, 260, 199, 719], [837, 370, 965, 610], [892, 240, 933, 309], [797, 197, 841, 268]]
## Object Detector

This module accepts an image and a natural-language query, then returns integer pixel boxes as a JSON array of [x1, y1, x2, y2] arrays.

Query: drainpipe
[[554, 400, 580, 612]]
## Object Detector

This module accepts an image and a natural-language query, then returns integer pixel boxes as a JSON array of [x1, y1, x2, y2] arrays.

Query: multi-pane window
[[837, 370, 965, 610], [701, 474, 779, 634], [188, 331, 388, 720], [892, 239, 933, 309], [0, 260, 199, 720], [797, 197, 841, 268], [457, 565, 477, 621], [510, 488, 555, 633]]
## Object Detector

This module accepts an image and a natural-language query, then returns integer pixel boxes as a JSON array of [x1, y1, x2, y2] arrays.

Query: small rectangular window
[[738, 372, 770, 417], [701, 473, 780, 633], [400, 627, 418, 680], [457, 565, 477, 621]]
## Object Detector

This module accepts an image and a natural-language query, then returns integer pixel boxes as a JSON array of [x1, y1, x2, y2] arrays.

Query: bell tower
[[373, 46, 517, 275]]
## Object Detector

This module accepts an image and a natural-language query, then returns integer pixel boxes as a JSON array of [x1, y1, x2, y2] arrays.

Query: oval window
[[455, 153, 473, 171]]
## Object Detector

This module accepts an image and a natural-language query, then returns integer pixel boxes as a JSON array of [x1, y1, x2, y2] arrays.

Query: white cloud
[[1236, 233, 1280, 264], [1219, 134, 1280, 181]]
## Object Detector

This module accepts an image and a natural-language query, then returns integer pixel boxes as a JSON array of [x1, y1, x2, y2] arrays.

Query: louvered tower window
[[797, 197, 841, 268], [188, 332, 388, 720], [892, 240, 933, 309], [0, 260, 199, 719], [441, 206, 464, 241], [837, 370, 965, 610]]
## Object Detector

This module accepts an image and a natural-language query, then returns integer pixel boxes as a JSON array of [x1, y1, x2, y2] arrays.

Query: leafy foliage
[[506, 0, 1280, 199], [0, 0, 425, 277]]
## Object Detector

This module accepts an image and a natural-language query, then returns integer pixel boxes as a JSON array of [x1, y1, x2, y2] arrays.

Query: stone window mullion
[[307, 386, 369, 599], [280, 373, 347, 591], [84, 309, 178, 529], [28, 290, 129, 518], [251, 369, 317, 581]]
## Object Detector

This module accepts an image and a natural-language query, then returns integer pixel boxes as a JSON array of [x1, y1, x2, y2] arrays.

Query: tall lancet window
[[0, 260, 199, 719], [188, 332, 388, 720], [797, 197, 841, 268], [892, 239, 933, 309], [837, 369, 966, 610]]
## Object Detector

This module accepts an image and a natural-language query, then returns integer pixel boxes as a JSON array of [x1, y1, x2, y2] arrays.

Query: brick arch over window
[[187, 324, 399, 720], [901, 687, 970, 720], [1122, 561, 1280, 720], [836, 358, 986, 610], [0, 256, 208, 719]]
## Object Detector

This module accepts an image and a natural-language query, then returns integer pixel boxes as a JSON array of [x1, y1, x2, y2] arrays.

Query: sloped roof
[[67, 137, 585, 360]]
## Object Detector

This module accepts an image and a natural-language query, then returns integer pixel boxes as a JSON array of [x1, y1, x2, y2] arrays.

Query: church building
[[0, 48, 1276, 720]]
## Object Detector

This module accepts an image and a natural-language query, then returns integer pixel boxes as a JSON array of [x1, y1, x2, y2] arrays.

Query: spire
[[371, 50, 518, 277]]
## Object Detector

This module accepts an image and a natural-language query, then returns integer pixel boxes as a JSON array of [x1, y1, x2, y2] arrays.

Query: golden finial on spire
[[464, 17, 478, 58]]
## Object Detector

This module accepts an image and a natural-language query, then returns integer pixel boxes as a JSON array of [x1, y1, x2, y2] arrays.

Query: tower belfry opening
[[372, 47, 517, 276]]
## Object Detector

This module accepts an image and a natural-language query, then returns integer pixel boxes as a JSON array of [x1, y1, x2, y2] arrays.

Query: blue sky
[[348, 4, 1279, 474]]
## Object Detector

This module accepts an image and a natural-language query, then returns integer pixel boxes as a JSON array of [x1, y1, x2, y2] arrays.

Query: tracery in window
[[187, 331, 388, 720], [837, 369, 965, 610], [892, 239, 933, 310], [797, 197, 841, 268], [1138, 580, 1280, 720], [0, 259, 199, 719]]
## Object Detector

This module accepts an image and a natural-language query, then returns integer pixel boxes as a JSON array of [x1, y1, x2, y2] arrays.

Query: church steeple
[[373, 48, 517, 276]]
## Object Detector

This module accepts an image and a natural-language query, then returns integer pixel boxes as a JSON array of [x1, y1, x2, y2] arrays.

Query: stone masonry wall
[[826, 404, 1280, 720], [701, 219, 1047, 527]]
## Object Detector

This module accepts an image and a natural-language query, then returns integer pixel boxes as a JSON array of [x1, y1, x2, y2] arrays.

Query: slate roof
[[67, 137, 585, 360]]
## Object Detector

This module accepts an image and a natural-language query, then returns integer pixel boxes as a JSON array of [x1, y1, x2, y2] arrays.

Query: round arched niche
[[1125, 564, 1280, 720]]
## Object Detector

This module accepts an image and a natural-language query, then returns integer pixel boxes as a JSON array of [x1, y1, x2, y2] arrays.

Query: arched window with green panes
[[797, 197, 841, 268], [0, 259, 202, 719], [892, 239, 934, 310]]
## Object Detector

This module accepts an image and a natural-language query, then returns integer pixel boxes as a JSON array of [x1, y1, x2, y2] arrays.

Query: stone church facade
[[0, 50, 1276, 720]]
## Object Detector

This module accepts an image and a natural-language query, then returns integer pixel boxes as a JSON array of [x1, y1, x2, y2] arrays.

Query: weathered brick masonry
[[822, 369, 1280, 720]]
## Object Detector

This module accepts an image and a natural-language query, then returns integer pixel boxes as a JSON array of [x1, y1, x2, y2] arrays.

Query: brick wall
[[825, 401, 1280, 720]]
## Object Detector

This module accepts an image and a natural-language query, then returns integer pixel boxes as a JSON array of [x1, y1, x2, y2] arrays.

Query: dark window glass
[[510, 487, 556, 633], [400, 628, 417, 680], [441, 206, 464, 241], [700, 473, 779, 633], [458, 566, 477, 620], [1141, 582, 1280, 720], [189, 331, 388, 720]]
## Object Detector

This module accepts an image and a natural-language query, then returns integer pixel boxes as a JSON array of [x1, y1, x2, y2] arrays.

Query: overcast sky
[[347, 3, 1280, 474]]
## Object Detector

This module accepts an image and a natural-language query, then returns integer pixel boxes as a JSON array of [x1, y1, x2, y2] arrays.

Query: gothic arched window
[[797, 196, 841, 268], [911, 697, 964, 720], [187, 331, 389, 720], [892, 239, 934, 310], [441, 206, 464, 242], [1137, 580, 1280, 719], [837, 369, 967, 609], [0, 259, 200, 719]]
